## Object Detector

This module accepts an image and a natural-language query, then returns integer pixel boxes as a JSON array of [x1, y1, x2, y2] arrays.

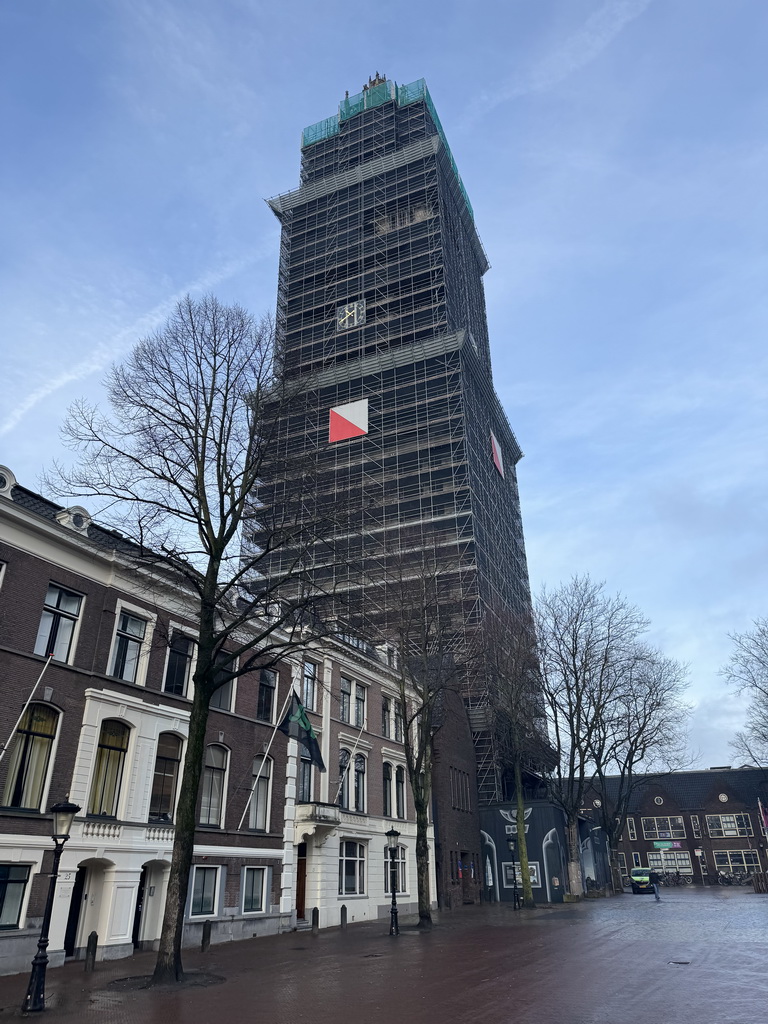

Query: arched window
[[249, 756, 272, 831], [1, 704, 59, 810], [395, 765, 406, 819], [88, 720, 130, 817], [338, 749, 350, 809], [149, 733, 182, 822], [383, 762, 392, 817], [200, 745, 228, 827], [354, 754, 366, 813]]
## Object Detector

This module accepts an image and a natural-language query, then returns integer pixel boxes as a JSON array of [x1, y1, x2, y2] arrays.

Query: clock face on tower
[[336, 300, 366, 331]]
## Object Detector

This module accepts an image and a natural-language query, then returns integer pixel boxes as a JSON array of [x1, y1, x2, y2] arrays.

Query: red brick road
[[0, 887, 764, 1024]]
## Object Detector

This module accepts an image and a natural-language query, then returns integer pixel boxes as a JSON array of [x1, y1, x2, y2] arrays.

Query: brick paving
[[0, 887, 765, 1024]]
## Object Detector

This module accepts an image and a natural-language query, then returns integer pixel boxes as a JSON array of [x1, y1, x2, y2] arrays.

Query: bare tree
[[478, 613, 549, 908], [722, 618, 768, 765], [589, 649, 691, 890], [47, 295, 342, 983], [535, 575, 651, 896], [367, 552, 466, 929]]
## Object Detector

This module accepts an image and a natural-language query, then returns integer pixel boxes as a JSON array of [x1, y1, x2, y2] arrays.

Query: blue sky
[[2, 0, 767, 766]]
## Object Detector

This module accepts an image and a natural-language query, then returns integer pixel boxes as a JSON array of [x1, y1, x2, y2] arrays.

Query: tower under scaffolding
[[259, 76, 540, 803]]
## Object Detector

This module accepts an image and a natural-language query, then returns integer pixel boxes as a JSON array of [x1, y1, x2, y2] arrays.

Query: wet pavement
[[0, 886, 766, 1024]]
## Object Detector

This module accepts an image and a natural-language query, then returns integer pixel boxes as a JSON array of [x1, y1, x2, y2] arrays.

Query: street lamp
[[506, 836, 520, 911], [22, 800, 80, 1013], [386, 827, 400, 936]]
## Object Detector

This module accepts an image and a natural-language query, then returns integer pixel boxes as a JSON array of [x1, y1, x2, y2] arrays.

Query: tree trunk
[[514, 757, 535, 908], [152, 683, 211, 984], [415, 798, 432, 929], [566, 816, 583, 897]]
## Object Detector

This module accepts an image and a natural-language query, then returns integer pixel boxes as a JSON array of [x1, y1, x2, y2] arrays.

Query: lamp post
[[507, 836, 520, 911], [386, 827, 400, 936], [22, 800, 80, 1014]]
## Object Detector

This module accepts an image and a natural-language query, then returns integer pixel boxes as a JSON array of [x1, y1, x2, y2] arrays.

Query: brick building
[[0, 466, 431, 974], [608, 767, 768, 882]]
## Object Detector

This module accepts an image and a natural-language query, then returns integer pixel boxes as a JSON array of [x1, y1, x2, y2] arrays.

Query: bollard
[[311, 907, 319, 936], [340, 904, 347, 930], [84, 931, 98, 972], [201, 919, 212, 952]]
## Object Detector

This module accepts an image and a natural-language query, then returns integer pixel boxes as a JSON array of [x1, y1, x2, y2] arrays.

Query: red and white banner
[[329, 399, 368, 443], [490, 431, 504, 477]]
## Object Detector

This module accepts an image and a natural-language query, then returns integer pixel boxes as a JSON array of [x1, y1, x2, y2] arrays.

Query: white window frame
[[354, 682, 367, 729], [691, 814, 701, 838], [34, 583, 85, 665], [706, 813, 753, 838], [199, 744, 230, 828], [713, 849, 761, 873], [87, 718, 132, 818], [242, 866, 267, 914], [353, 752, 367, 813], [302, 661, 318, 712], [107, 600, 156, 686], [384, 844, 407, 894], [641, 815, 686, 840], [338, 840, 366, 896], [148, 732, 184, 824], [0, 702, 62, 813], [626, 817, 636, 842], [255, 668, 276, 723], [647, 850, 693, 873], [189, 864, 221, 918], [632, 852, 641, 867], [209, 651, 238, 713], [248, 756, 273, 832], [0, 863, 33, 929], [162, 627, 197, 698]]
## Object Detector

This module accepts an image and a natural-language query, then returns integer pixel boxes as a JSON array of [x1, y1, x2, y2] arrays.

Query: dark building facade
[[261, 75, 537, 815]]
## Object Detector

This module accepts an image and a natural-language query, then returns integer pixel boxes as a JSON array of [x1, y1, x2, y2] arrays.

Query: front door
[[132, 868, 147, 948], [64, 867, 87, 957], [296, 843, 307, 920]]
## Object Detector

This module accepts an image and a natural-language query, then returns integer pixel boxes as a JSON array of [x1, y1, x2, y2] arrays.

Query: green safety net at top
[[301, 78, 473, 219]]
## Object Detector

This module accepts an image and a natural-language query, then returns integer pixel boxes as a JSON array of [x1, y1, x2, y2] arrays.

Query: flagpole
[[237, 686, 297, 832], [0, 655, 53, 765]]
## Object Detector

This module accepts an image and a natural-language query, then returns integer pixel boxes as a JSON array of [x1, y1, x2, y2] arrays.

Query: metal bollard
[[201, 919, 212, 952], [340, 904, 347, 930], [84, 931, 98, 972], [311, 907, 319, 936]]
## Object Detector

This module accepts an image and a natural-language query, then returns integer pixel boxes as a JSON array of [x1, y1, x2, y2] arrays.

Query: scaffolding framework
[[261, 77, 537, 803]]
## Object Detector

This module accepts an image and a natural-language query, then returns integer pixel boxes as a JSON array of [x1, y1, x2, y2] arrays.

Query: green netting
[[301, 115, 339, 148], [340, 90, 366, 121], [299, 78, 475, 218]]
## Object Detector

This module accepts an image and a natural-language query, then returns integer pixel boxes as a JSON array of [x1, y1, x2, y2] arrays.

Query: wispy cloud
[[0, 252, 259, 436], [468, 0, 654, 121]]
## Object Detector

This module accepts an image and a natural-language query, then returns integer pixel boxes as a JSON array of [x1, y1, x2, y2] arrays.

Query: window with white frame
[[632, 852, 641, 867], [149, 733, 181, 822], [88, 719, 130, 816], [298, 744, 312, 803], [647, 851, 693, 873], [302, 661, 317, 712], [109, 610, 148, 683], [383, 762, 392, 816], [381, 696, 391, 738], [200, 745, 228, 827], [617, 852, 627, 875], [641, 816, 685, 840], [713, 850, 760, 873], [340, 677, 351, 723], [190, 865, 219, 916], [395, 765, 405, 819], [209, 651, 235, 712], [249, 757, 272, 831], [706, 813, 753, 838], [164, 633, 195, 696], [243, 866, 266, 913], [338, 840, 365, 895], [338, 749, 350, 809], [353, 754, 366, 813], [256, 669, 276, 722], [384, 845, 406, 894], [34, 584, 83, 662], [354, 683, 366, 728], [393, 700, 404, 742], [0, 865, 30, 929], [626, 817, 636, 841], [691, 814, 701, 838], [1, 704, 59, 810]]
